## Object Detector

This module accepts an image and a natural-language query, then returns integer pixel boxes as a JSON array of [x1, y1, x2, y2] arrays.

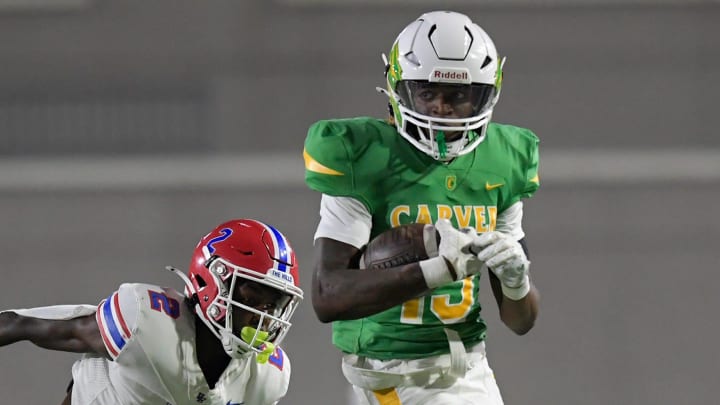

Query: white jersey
[[72, 283, 291, 405]]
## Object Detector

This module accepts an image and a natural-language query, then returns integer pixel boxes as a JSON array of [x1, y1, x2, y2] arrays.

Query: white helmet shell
[[383, 11, 504, 161]]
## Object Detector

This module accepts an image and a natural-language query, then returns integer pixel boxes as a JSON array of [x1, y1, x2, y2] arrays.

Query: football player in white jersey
[[0, 218, 304, 405]]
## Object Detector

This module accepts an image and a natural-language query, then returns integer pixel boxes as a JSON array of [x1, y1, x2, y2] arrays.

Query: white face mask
[[387, 85, 498, 161], [170, 259, 301, 360]]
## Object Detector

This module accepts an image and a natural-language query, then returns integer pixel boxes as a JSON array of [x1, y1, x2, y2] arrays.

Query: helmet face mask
[[381, 11, 504, 161], [176, 219, 303, 359], [396, 81, 497, 124], [204, 257, 299, 357]]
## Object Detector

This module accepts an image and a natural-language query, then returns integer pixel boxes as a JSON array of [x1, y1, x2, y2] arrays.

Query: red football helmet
[[171, 218, 303, 358]]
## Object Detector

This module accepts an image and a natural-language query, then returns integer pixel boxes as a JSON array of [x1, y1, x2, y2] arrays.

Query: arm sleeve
[[496, 201, 525, 241], [95, 283, 139, 360], [314, 194, 372, 249]]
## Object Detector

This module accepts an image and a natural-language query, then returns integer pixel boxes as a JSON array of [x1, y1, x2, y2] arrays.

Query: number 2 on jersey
[[400, 278, 474, 324], [148, 290, 181, 319]]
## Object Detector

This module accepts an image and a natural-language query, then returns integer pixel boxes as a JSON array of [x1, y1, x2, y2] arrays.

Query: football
[[361, 223, 439, 269]]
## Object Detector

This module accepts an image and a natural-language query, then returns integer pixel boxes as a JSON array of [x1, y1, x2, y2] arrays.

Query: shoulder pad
[[304, 118, 396, 198], [304, 119, 355, 196], [487, 123, 540, 203], [247, 346, 291, 403]]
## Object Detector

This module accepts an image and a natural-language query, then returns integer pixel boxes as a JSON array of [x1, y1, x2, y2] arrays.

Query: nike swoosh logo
[[485, 182, 504, 191]]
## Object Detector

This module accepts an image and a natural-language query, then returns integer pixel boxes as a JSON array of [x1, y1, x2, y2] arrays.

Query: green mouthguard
[[241, 326, 275, 364], [435, 131, 447, 159]]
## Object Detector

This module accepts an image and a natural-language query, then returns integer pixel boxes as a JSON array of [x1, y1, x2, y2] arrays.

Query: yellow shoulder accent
[[529, 174, 540, 184], [303, 148, 344, 176]]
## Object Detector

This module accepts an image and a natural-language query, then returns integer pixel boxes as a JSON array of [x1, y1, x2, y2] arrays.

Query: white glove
[[419, 219, 483, 288], [472, 232, 531, 300]]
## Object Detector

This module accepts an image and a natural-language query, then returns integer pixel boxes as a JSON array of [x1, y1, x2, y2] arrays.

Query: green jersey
[[303, 117, 540, 360]]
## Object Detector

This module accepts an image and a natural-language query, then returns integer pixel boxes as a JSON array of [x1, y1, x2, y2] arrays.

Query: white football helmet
[[379, 11, 504, 161]]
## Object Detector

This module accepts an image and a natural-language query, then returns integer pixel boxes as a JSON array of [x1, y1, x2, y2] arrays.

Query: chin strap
[[241, 326, 275, 364]]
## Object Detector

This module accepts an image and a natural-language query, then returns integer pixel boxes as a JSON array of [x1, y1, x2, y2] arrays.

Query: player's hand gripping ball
[[359, 220, 485, 290]]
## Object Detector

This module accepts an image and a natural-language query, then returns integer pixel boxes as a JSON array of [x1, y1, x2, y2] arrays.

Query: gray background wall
[[0, 1, 718, 404]]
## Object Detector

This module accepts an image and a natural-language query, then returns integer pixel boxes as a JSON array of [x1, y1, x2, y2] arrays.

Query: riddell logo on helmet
[[429, 68, 471, 84]]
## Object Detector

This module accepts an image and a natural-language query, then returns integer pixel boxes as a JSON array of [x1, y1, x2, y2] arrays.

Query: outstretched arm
[[0, 311, 108, 356]]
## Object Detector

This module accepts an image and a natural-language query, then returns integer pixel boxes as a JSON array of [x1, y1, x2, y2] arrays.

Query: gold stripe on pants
[[373, 387, 402, 405]]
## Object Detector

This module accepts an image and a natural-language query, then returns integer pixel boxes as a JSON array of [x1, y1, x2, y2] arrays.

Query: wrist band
[[501, 275, 530, 300], [419, 256, 454, 289]]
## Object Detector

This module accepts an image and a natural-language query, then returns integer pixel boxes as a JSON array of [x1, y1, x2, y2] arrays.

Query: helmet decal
[[387, 42, 403, 91], [262, 222, 291, 273], [204, 227, 233, 258], [495, 56, 504, 90]]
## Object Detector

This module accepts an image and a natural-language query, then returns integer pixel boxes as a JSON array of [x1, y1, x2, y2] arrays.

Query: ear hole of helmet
[[194, 274, 207, 288]]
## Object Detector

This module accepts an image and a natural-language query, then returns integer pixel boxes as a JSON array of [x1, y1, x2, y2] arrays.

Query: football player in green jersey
[[303, 10, 540, 405]]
